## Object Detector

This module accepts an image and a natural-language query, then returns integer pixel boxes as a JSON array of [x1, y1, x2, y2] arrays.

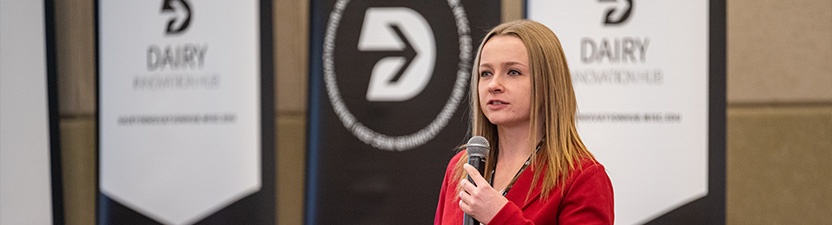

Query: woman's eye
[[508, 69, 521, 76], [480, 71, 492, 77]]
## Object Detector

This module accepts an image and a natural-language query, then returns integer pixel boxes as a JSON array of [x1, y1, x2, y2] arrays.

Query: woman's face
[[478, 35, 532, 127]]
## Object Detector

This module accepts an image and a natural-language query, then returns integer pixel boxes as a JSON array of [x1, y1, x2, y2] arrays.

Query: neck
[[495, 119, 545, 160], [496, 122, 533, 161]]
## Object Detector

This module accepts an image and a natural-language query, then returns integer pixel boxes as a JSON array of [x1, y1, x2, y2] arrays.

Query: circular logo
[[323, 0, 472, 151]]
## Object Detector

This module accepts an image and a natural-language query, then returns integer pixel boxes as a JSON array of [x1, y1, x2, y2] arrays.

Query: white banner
[[0, 0, 54, 224], [99, 0, 261, 224], [528, 1, 709, 224]]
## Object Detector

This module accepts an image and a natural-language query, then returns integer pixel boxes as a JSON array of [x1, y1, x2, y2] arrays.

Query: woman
[[434, 20, 614, 224]]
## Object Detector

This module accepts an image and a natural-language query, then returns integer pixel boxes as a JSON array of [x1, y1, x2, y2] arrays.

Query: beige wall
[[54, 0, 96, 224], [54, 0, 830, 224], [726, 0, 832, 224]]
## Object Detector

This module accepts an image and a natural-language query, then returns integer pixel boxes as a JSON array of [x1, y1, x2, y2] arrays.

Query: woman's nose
[[487, 74, 504, 94]]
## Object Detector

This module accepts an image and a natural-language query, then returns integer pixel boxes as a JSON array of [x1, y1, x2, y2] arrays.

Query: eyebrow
[[479, 61, 527, 68]]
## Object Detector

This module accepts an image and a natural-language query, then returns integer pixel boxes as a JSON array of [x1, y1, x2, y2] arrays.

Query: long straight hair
[[454, 20, 595, 200]]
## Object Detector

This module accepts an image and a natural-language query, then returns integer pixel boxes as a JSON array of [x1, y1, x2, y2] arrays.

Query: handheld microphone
[[464, 136, 490, 225]]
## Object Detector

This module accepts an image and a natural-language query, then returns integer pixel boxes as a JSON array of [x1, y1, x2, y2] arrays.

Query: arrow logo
[[600, 0, 633, 25], [357, 7, 436, 102], [373, 24, 417, 83], [162, 0, 192, 34]]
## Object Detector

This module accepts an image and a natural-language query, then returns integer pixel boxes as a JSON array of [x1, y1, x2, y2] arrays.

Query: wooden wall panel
[[55, 0, 96, 116], [727, 106, 832, 224], [59, 118, 96, 225], [727, 0, 832, 103], [275, 0, 309, 114]]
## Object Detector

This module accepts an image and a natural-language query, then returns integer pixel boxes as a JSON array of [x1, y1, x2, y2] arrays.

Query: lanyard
[[491, 138, 544, 196]]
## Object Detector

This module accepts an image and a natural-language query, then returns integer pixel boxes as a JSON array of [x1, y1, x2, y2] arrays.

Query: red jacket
[[435, 151, 614, 225]]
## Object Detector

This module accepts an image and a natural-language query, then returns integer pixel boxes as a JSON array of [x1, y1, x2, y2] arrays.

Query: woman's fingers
[[457, 165, 507, 224], [458, 198, 471, 212], [458, 179, 475, 200], [458, 183, 475, 215], [462, 163, 489, 187]]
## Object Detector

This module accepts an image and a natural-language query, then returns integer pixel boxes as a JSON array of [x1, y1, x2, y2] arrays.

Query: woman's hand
[[459, 163, 509, 224]]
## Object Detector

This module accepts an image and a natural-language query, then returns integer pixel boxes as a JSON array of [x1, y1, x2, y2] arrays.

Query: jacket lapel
[[504, 165, 544, 210]]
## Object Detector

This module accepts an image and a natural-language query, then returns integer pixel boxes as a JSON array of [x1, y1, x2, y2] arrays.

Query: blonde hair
[[454, 20, 595, 200]]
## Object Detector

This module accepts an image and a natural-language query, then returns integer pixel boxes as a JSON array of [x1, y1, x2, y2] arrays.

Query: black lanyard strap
[[492, 138, 545, 196]]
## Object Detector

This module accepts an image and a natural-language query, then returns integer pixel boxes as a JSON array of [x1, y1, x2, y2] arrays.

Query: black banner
[[307, 0, 500, 224]]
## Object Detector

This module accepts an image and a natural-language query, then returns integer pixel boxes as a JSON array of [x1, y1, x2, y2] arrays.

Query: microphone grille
[[466, 136, 490, 157]]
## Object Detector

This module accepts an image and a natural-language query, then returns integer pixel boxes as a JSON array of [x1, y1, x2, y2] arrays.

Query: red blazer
[[435, 151, 614, 225]]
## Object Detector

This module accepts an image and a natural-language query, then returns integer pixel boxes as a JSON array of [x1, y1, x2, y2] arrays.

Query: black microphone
[[464, 136, 490, 225]]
